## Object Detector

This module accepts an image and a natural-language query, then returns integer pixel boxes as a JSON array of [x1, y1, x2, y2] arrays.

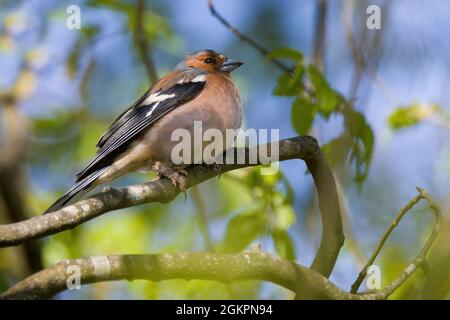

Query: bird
[[44, 49, 243, 214]]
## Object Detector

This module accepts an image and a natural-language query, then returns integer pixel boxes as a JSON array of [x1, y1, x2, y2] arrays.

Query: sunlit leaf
[[272, 230, 296, 260], [308, 65, 338, 117], [322, 135, 352, 168], [291, 96, 316, 134], [12, 70, 36, 99], [224, 211, 266, 252], [267, 47, 303, 61], [389, 103, 437, 130], [274, 203, 296, 230], [273, 67, 304, 97]]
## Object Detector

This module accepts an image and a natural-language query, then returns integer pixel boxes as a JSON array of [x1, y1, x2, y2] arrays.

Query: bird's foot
[[210, 163, 224, 179], [152, 161, 188, 193]]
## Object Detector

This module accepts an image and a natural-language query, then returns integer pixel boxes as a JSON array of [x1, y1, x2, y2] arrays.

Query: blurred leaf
[[343, 109, 375, 181], [291, 96, 316, 134], [32, 111, 78, 137], [274, 204, 296, 230], [143, 11, 173, 41], [12, 70, 36, 99], [308, 65, 338, 117], [273, 64, 304, 96], [361, 121, 375, 163], [267, 47, 303, 61], [66, 25, 99, 79], [80, 213, 150, 255], [322, 135, 352, 168], [272, 230, 296, 260], [280, 173, 295, 205], [347, 110, 374, 161], [42, 240, 71, 266], [389, 103, 437, 130], [218, 175, 254, 216], [0, 35, 15, 52], [261, 170, 282, 186], [224, 211, 266, 252]]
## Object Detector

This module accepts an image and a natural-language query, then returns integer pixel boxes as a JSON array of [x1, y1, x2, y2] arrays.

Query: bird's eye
[[204, 57, 213, 64]]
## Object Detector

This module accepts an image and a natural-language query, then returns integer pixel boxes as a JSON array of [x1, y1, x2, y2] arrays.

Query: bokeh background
[[0, 0, 449, 299]]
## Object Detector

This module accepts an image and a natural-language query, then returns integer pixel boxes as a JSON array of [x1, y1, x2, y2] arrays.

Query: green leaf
[[321, 135, 352, 168], [361, 122, 374, 162], [224, 212, 266, 252], [308, 65, 338, 117], [272, 230, 296, 260], [267, 47, 303, 62], [273, 64, 304, 97], [342, 109, 375, 181], [280, 173, 295, 205], [274, 204, 296, 230], [346, 110, 374, 160], [143, 12, 173, 41], [388, 104, 436, 130], [291, 96, 317, 135]]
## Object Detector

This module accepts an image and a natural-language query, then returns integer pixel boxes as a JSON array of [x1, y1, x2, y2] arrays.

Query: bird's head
[[179, 49, 243, 74]]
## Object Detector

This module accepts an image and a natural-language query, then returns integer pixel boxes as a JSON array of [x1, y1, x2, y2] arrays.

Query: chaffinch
[[45, 49, 243, 213]]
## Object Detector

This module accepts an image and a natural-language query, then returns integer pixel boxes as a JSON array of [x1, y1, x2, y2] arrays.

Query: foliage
[[268, 48, 374, 182], [389, 103, 440, 130], [220, 169, 297, 261]]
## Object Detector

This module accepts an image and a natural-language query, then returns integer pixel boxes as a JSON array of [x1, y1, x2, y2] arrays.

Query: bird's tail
[[44, 168, 108, 214]]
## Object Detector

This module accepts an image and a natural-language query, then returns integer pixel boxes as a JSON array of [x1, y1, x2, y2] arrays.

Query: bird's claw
[[211, 163, 223, 179], [167, 170, 188, 192], [165, 170, 188, 201], [153, 161, 188, 195]]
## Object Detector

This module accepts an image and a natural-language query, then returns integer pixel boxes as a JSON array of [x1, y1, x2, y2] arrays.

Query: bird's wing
[[75, 70, 207, 182]]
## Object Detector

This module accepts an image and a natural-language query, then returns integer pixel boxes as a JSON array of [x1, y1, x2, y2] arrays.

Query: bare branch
[[0, 173, 440, 300], [0, 249, 354, 300], [351, 187, 442, 294], [207, 0, 293, 74], [134, 0, 159, 84], [312, 0, 328, 69], [0, 71, 43, 275], [0, 136, 343, 275]]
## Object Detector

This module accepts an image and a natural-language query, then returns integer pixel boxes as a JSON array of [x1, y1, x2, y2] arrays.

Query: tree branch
[[134, 0, 159, 84], [1, 249, 351, 300], [207, 0, 293, 74], [0, 133, 441, 300], [0, 135, 346, 298], [2, 203, 440, 302], [351, 187, 442, 293], [0, 74, 43, 275], [0, 136, 344, 282]]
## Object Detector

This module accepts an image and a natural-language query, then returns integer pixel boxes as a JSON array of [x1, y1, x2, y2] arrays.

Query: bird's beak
[[220, 60, 243, 73]]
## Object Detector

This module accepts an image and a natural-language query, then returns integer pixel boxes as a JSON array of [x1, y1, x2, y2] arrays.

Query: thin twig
[[0, 136, 339, 253], [312, 0, 328, 70], [342, 0, 396, 104], [207, 0, 293, 74], [351, 187, 442, 293], [0, 249, 350, 300], [134, 0, 159, 84]]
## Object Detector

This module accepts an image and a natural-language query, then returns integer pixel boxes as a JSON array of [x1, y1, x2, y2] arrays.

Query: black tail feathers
[[43, 168, 108, 214]]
